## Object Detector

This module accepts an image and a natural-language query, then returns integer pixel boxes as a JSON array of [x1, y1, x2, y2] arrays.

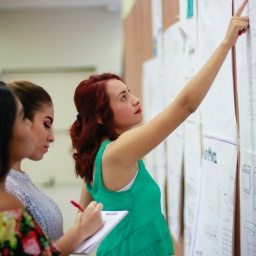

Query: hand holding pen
[[71, 200, 104, 239]]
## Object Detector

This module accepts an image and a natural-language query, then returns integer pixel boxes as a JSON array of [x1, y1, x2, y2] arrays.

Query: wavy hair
[[0, 84, 16, 181], [70, 73, 123, 182]]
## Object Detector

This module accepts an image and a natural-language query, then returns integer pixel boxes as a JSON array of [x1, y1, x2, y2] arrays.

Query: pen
[[70, 200, 84, 212]]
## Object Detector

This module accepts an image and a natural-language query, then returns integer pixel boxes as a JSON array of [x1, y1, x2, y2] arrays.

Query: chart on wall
[[236, 0, 256, 154], [240, 150, 256, 256], [190, 136, 237, 256]]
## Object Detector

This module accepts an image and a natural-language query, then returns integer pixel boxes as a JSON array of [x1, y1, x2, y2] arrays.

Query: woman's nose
[[48, 131, 55, 143], [132, 95, 140, 105]]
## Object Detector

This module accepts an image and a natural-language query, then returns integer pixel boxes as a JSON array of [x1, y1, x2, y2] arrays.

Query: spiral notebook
[[73, 210, 128, 255]]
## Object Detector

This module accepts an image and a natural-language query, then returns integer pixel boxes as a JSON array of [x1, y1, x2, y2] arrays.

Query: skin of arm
[[100, 1, 249, 191], [0, 191, 24, 211], [79, 183, 94, 210], [53, 201, 103, 256]]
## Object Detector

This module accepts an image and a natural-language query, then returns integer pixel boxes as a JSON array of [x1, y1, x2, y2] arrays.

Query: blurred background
[[0, 1, 123, 253]]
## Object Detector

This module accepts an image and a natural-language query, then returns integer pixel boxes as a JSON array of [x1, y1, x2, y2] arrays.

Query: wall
[[0, 7, 123, 75], [0, 6, 123, 186]]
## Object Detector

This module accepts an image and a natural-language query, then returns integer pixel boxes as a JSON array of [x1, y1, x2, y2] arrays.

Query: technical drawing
[[243, 164, 251, 194]]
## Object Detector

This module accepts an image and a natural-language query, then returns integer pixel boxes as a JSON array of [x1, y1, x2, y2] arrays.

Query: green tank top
[[86, 140, 174, 256]]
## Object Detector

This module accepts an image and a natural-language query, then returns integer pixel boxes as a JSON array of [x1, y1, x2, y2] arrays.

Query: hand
[[223, 0, 249, 48], [75, 201, 104, 239], [41, 248, 53, 256]]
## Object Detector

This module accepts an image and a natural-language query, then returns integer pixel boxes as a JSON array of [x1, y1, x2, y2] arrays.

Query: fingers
[[87, 201, 103, 211], [88, 201, 98, 207], [234, 0, 248, 17], [95, 202, 103, 211], [231, 16, 249, 33]]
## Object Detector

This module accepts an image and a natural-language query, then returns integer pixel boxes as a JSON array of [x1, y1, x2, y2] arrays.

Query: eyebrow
[[117, 90, 127, 99]]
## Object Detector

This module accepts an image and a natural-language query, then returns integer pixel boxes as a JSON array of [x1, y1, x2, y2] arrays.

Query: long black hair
[[0, 83, 16, 181]]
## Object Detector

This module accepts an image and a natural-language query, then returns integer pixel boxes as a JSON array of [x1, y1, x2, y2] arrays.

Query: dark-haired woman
[[0, 84, 59, 255], [5, 81, 104, 255]]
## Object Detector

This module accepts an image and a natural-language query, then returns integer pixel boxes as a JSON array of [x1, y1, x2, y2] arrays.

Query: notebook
[[73, 210, 128, 255]]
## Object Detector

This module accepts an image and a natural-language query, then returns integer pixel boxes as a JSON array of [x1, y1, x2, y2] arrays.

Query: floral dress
[[0, 208, 60, 256]]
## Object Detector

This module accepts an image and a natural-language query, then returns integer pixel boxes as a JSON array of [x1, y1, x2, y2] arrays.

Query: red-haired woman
[[70, 2, 249, 255]]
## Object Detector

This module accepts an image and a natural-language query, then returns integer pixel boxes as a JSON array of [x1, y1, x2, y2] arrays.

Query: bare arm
[[102, 1, 249, 190], [79, 183, 94, 210], [106, 0, 249, 167], [54, 201, 103, 256]]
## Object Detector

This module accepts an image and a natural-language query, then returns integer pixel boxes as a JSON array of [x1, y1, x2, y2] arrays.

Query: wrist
[[71, 224, 89, 244], [220, 40, 233, 51]]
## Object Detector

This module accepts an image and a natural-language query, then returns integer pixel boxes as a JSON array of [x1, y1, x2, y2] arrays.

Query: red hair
[[70, 73, 123, 182]]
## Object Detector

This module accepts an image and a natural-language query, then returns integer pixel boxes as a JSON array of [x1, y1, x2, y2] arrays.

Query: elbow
[[188, 104, 198, 114], [182, 99, 198, 115]]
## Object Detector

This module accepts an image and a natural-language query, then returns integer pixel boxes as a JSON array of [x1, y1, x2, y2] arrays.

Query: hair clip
[[76, 114, 82, 122]]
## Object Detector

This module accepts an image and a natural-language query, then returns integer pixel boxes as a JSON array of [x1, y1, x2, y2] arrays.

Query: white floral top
[[5, 169, 64, 241]]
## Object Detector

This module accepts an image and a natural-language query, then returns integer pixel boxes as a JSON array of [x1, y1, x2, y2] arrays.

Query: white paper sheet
[[142, 58, 167, 216], [166, 125, 184, 242], [163, 22, 185, 105], [197, 0, 237, 141], [179, 0, 199, 123], [239, 149, 256, 256], [191, 136, 237, 256], [183, 120, 202, 256], [151, 0, 163, 58], [236, 0, 256, 153], [163, 21, 187, 243]]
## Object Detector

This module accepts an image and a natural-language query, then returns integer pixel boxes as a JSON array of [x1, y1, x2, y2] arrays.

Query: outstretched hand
[[223, 0, 249, 48]]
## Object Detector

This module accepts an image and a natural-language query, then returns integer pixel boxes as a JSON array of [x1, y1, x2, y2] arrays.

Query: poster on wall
[[235, 1, 256, 254], [163, 22, 185, 242], [183, 120, 202, 256], [190, 135, 237, 256], [240, 149, 256, 256], [197, 0, 237, 141], [142, 58, 167, 216], [236, 0, 256, 154]]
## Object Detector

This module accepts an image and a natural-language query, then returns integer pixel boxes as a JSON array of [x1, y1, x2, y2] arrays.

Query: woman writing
[[5, 81, 104, 255], [69, 2, 249, 255], [0, 84, 59, 255]]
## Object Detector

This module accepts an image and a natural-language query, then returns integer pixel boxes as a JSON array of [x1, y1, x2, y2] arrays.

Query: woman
[[69, 2, 249, 255], [5, 81, 104, 254], [0, 84, 59, 255]]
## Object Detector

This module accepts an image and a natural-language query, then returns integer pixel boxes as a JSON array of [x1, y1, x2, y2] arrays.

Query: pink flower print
[[22, 230, 41, 255]]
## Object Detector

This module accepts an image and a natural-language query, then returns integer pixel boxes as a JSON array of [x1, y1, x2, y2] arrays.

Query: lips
[[135, 108, 142, 114], [44, 146, 49, 152]]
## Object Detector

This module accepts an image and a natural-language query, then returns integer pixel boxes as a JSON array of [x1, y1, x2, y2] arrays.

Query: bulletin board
[[122, 0, 255, 256]]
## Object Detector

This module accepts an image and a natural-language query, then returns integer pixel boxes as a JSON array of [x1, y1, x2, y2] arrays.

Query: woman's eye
[[44, 123, 50, 129], [121, 95, 127, 101]]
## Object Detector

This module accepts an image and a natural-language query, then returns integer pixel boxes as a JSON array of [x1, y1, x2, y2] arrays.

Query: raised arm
[[108, 0, 249, 167]]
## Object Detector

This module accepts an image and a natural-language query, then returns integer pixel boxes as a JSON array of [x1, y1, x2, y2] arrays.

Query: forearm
[[79, 183, 93, 209], [178, 42, 231, 113], [54, 226, 87, 256]]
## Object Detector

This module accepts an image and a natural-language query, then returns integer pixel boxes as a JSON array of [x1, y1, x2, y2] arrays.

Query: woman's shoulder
[[0, 191, 23, 211]]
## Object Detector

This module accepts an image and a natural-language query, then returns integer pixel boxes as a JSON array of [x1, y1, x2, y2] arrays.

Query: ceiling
[[0, 0, 121, 12]]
